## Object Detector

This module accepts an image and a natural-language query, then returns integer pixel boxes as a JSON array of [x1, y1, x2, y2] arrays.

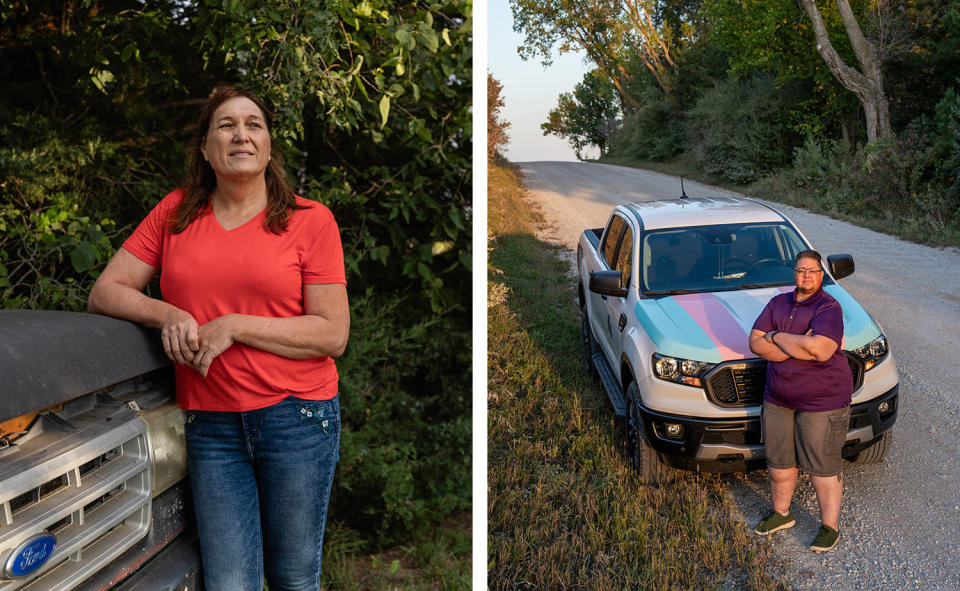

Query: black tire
[[624, 382, 674, 484], [581, 303, 599, 377], [849, 429, 892, 465]]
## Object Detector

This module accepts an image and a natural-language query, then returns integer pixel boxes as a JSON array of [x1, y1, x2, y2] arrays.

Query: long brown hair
[[170, 85, 306, 234]]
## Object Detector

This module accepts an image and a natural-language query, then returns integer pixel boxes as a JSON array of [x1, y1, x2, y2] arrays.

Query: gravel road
[[515, 160, 960, 590]]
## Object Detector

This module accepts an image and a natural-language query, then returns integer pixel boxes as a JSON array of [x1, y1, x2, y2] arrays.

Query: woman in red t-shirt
[[89, 86, 348, 591]]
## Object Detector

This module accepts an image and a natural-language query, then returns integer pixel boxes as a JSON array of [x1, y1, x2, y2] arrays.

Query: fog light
[[878, 401, 890, 415], [664, 423, 684, 437]]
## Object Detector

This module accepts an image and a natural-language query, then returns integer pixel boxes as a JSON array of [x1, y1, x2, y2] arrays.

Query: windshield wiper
[[739, 283, 788, 290], [644, 289, 699, 296]]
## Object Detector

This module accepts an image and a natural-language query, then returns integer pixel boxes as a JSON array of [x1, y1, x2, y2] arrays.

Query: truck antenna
[[680, 176, 689, 199]]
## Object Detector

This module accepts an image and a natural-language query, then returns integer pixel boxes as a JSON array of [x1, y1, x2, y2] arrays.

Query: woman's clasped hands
[[161, 308, 235, 377]]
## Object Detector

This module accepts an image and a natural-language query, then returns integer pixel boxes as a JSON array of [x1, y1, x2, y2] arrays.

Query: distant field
[[486, 160, 786, 590]]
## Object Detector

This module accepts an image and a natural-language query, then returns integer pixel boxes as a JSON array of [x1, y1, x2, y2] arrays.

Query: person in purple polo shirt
[[748, 249, 854, 553]]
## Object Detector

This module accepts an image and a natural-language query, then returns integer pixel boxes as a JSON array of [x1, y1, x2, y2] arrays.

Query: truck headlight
[[653, 353, 714, 387], [852, 335, 888, 371]]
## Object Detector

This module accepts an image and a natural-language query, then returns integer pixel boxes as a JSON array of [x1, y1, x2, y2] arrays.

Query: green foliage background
[[0, 0, 471, 547], [523, 0, 960, 244]]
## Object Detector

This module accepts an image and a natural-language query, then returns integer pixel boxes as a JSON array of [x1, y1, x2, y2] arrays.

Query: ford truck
[[0, 310, 200, 590]]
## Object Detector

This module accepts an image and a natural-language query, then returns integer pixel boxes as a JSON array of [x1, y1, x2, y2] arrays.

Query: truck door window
[[614, 227, 633, 289], [601, 215, 626, 268]]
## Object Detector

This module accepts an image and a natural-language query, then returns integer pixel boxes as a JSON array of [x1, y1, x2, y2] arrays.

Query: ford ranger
[[577, 196, 898, 483]]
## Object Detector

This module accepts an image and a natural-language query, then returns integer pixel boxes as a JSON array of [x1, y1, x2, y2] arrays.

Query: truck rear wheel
[[625, 382, 674, 484], [849, 429, 892, 464], [581, 303, 599, 377]]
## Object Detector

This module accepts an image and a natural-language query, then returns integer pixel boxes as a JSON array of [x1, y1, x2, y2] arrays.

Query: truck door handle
[[618, 313, 627, 332], [600, 295, 608, 301]]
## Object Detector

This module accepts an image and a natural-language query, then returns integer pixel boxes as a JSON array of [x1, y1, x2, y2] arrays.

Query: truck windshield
[[641, 222, 812, 294]]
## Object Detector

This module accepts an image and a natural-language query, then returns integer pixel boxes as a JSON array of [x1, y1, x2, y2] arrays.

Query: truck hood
[[633, 285, 881, 364]]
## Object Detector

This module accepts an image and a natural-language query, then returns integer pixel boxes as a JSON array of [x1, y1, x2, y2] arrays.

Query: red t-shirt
[[122, 189, 346, 411]]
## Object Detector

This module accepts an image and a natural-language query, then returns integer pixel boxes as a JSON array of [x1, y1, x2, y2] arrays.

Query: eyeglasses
[[794, 267, 823, 276]]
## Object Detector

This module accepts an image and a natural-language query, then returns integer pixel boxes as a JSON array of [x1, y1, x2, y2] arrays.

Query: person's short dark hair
[[795, 249, 823, 269]]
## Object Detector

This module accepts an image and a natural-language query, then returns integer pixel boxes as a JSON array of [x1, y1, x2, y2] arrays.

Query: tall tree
[[623, 0, 680, 96], [882, 0, 960, 128], [488, 73, 511, 161], [800, 0, 891, 141], [542, 70, 620, 157], [510, 0, 689, 109], [511, 0, 641, 109]]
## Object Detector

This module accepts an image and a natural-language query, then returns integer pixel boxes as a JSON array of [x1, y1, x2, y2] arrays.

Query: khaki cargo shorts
[[762, 400, 851, 477]]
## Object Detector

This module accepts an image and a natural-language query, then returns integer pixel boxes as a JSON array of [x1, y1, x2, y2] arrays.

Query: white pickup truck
[[577, 196, 899, 482]]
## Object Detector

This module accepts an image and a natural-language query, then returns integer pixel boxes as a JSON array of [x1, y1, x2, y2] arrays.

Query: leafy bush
[[0, 134, 153, 310], [332, 290, 470, 545], [762, 88, 960, 245], [930, 87, 960, 208], [686, 75, 799, 185], [609, 94, 686, 161]]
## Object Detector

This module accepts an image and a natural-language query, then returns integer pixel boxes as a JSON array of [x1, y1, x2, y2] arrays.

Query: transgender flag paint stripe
[[672, 294, 755, 360], [635, 287, 794, 363], [672, 287, 793, 360]]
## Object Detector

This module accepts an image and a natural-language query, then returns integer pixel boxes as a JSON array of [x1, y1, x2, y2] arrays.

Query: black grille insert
[[705, 361, 767, 407], [704, 353, 864, 408], [845, 352, 864, 392]]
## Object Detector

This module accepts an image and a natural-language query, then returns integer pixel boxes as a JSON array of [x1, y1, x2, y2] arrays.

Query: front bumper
[[639, 384, 899, 473]]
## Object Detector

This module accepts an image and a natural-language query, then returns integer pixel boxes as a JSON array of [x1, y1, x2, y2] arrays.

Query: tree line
[[1, 0, 471, 547], [520, 0, 960, 244]]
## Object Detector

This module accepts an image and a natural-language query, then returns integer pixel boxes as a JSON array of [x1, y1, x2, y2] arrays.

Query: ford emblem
[[4, 533, 57, 578]]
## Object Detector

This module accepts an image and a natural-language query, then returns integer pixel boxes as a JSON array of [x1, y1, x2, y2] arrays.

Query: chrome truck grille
[[0, 396, 152, 590]]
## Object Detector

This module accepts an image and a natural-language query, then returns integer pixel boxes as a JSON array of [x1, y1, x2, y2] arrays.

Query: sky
[[487, 0, 598, 162]]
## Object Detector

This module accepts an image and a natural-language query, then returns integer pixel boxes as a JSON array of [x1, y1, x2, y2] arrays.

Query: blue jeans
[[184, 395, 340, 591]]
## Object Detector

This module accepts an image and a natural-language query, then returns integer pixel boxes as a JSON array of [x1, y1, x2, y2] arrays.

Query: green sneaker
[[753, 509, 796, 535], [809, 525, 840, 553]]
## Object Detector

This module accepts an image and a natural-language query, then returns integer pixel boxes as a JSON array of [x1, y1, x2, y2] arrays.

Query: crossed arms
[[749, 328, 838, 363]]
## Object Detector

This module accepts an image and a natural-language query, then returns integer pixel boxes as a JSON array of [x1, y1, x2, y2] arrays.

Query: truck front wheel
[[625, 382, 674, 484], [848, 429, 892, 464]]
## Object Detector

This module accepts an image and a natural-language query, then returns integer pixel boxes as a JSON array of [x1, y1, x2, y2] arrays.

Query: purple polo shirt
[[752, 286, 853, 411]]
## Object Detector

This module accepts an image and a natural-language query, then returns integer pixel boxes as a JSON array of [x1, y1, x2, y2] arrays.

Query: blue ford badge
[[4, 533, 57, 578]]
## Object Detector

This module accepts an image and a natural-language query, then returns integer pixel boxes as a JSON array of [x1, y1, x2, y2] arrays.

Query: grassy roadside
[[321, 514, 471, 589], [597, 154, 960, 249], [487, 160, 786, 590]]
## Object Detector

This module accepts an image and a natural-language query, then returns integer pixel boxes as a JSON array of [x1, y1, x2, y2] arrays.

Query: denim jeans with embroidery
[[184, 395, 340, 591]]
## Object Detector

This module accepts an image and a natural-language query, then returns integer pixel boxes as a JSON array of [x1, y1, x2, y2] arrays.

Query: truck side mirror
[[827, 254, 855, 280], [589, 270, 628, 298]]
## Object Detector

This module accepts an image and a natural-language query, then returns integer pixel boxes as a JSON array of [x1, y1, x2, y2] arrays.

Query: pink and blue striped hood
[[633, 285, 880, 363]]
